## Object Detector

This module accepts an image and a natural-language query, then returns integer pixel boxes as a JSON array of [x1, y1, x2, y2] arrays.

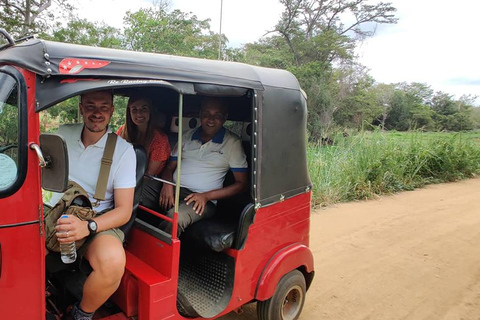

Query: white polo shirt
[[47, 124, 137, 212], [171, 127, 247, 195]]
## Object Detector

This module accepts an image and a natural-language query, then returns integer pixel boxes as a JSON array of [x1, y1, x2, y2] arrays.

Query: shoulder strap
[[93, 133, 117, 206]]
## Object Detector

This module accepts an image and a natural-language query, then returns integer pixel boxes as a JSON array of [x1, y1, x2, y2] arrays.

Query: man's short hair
[[200, 97, 228, 116], [80, 89, 114, 104]]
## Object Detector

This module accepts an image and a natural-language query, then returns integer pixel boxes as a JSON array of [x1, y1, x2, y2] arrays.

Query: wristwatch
[[87, 219, 98, 235]]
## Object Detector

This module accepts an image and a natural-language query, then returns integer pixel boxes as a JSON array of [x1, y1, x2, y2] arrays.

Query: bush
[[308, 131, 480, 208]]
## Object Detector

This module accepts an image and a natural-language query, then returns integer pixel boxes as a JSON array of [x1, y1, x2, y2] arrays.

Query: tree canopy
[[1, 0, 478, 137]]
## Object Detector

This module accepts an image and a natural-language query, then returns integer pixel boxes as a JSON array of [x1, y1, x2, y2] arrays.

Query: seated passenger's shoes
[[71, 303, 94, 320]]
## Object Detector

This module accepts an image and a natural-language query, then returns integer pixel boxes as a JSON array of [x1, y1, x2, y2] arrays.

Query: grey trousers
[[143, 183, 216, 237]]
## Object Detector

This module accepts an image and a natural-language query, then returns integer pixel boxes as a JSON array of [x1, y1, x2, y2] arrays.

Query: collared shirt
[[47, 123, 137, 212], [171, 127, 247, 195]]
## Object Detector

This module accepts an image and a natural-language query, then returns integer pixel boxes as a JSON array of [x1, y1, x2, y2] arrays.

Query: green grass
[[308, 131, 480, 208]]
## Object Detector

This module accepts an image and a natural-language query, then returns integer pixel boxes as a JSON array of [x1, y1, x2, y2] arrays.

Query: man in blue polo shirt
[[159, 97, 248, 236]]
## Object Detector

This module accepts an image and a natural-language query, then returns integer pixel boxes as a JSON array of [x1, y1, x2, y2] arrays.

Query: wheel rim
[[280, 284, 304, 320]]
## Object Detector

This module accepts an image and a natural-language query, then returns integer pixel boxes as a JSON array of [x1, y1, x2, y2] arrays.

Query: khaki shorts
[[43, 203, 124, 259], [77, 227, 124, 259]]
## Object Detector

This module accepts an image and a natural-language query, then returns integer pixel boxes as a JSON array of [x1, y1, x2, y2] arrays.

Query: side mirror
[[38, 134, 69, 192]]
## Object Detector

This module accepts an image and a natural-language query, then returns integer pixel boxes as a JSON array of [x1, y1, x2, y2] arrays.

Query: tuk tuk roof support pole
[[172, 93, 184, 239]]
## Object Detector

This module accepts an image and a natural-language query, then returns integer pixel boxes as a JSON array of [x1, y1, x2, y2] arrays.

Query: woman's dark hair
[[119, 95, 156, 154]]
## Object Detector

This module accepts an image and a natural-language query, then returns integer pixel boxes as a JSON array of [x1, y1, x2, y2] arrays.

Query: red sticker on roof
[[59, 58, 110, 74]]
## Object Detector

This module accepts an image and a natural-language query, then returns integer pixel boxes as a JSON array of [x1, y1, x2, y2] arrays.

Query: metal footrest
[[177, 251, 235, 318]]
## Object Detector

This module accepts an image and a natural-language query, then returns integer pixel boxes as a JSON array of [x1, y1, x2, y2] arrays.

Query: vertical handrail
[[0, 29, 15, 47], [172, 94, 184, 239]]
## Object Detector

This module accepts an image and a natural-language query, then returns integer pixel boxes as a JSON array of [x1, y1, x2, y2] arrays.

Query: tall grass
[[308, 131, 480, 208]]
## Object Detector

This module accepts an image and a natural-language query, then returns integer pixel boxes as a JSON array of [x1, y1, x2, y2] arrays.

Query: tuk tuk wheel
[[257, 270, 306, 320]]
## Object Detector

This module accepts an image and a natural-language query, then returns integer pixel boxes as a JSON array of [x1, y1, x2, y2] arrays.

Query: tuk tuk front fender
[[254, 243, 314, 301]]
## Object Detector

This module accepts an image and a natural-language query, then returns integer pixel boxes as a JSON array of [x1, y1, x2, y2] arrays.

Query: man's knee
[[86, 236, 126, 281]]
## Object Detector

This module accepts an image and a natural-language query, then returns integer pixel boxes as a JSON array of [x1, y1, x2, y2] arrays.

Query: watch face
[[89, 220, 97, 232]]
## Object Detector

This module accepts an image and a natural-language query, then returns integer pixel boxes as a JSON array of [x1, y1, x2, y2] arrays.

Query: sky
[[76, 0, 480, 104]]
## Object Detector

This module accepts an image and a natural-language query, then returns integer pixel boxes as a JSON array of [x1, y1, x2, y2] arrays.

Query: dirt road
[[221, 177, 480, 320]]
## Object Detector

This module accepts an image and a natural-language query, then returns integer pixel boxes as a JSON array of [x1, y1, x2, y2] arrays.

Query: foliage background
[[1, 0, 478, 138]]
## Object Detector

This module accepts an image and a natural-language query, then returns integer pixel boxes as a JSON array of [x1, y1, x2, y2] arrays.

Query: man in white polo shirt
[[158, 97, 248, 236], [46, 90, 136, 320]]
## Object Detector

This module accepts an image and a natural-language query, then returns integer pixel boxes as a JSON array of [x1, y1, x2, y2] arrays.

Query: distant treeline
[[2, 0, 479, 142]]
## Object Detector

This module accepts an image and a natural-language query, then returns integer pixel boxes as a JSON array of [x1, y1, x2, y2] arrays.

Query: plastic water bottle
[[59, 214, 77, 264]]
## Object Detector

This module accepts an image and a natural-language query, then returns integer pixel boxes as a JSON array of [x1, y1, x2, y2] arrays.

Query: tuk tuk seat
[[167, 116, 201, 150]]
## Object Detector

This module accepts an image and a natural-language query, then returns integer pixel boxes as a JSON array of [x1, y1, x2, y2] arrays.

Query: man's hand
[[184, 192, 210, 215], [55, 215, 89, 244], [159, 184, 175, 210]]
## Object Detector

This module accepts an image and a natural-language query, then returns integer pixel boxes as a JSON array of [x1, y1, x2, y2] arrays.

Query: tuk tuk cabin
[[0, 31, 314, 320]]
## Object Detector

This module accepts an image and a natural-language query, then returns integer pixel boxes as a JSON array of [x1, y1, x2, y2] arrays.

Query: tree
[[270, 0, 398, 68], [332, 62, 379, 130], [372, 83, 394, 130], [239, 0, 398, 141], [471, 106, 480, 129], [385, 90, 410, 131], [49, 19, 122, 48], [123, 4, 224, 59], [431, 92, 458, 116], [0, 0, 74, 37]]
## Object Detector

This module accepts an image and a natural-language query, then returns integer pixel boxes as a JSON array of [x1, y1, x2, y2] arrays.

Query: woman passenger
[[117, 96, 170, 176]]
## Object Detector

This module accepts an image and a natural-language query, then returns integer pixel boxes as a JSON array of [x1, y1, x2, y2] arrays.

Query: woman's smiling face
[[129, 99, 151, 127]]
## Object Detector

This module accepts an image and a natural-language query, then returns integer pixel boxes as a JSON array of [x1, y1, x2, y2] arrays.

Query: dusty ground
[[221, 177, 480, 320]]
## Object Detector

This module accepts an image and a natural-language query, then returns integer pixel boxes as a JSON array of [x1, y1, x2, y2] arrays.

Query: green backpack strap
[[93, 133, 117, 206]]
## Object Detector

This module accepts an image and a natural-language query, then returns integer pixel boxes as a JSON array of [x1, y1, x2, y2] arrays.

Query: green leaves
[[123, 7, 222, 59], [49, 19, 122, 48]]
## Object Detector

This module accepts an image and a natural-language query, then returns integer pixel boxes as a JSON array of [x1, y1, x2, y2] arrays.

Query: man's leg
[[140, 177, 163, 212], [79, 233, 125, 314], [161, 188, 216, 237]]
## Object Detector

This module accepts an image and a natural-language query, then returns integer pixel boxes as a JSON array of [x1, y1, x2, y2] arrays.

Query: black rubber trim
[[0, 65, 28, 199], [0, 220, 39, 229], [233, 203, 255, 250], [134, 218, 172, 245]]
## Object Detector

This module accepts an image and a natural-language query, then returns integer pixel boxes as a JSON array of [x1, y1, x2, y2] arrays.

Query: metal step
[[177, 250, 235, 318]]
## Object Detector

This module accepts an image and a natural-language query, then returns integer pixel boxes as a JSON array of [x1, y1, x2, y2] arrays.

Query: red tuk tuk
[[0, 29, 314, 320]]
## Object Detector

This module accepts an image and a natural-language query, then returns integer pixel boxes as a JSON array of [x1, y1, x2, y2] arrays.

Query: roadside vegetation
[[308, 131, 480, 208]]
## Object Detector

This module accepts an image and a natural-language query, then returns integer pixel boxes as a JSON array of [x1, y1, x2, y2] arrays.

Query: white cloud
[[356, 0, 480, 101]]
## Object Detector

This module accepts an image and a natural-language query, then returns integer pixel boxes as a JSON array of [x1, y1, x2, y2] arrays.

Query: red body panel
[[112, 227, 182, 319], [0, 68, 45, 319], [111, 192, 312, 320], [223, 192, 312, 310]]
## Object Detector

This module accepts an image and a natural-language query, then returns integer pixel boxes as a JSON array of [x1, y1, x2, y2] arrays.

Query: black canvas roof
[[0, 38, 301, 92]]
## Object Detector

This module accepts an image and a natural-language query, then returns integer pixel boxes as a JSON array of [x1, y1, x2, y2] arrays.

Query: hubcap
[[281, 284, 304, 320]]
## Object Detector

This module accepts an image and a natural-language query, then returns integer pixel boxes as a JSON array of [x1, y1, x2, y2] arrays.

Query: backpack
[[44, 181, 96, 252]]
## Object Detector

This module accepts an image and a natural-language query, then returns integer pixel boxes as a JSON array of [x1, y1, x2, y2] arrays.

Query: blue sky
[[78, 0, 479, 104]]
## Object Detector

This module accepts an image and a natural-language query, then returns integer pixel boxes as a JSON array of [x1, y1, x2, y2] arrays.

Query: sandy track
[[221, 177, 480, 320]]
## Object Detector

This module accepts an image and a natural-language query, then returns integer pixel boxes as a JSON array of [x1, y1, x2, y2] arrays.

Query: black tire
[[257, 270, 306, 320]]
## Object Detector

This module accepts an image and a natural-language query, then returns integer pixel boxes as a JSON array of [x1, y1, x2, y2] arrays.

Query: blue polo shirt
[[171, 127, 247, 194]]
